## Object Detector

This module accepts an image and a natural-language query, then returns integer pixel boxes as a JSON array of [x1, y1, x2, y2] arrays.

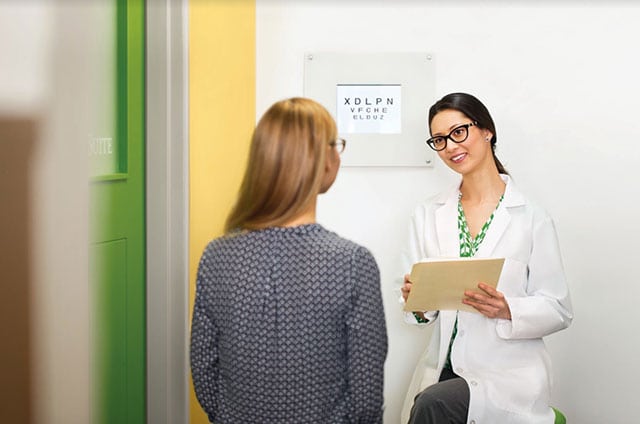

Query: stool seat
[[553, 407, 566, 424]]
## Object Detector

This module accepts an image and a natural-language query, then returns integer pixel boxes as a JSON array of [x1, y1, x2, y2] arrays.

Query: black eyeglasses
[[329, 138, 346, 154], [425, 122, 476, 151]]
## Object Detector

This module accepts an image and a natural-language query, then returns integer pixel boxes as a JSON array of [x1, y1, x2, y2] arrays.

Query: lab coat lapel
[[434, 187, 460, 258], [475, 175, 524, 257], [476, 205, 510, 257]]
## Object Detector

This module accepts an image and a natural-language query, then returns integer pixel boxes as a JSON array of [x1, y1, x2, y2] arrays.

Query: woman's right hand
[[403, 274, 428, 321], [401, 274, 412, 302]]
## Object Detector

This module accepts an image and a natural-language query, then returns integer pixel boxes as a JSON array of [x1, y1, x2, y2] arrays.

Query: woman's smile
[[450, 152, 467, 163]]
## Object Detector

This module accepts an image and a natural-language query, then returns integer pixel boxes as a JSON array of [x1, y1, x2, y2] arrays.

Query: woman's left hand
[[463, 283, 512, 320]]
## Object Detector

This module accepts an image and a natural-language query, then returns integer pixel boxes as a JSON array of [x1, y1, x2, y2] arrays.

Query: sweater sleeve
[[190, 253, 220, 422], [345, 246, 388, 423]]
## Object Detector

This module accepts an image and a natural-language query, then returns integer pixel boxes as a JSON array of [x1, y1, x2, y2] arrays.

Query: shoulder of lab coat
[[402, 179, 461, 271]]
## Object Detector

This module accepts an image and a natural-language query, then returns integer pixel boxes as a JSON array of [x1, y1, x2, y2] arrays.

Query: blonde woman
[[190, 97, 387, 424]]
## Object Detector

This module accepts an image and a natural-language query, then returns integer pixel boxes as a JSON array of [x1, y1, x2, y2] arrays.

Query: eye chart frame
[[304, 52, 435, 167]]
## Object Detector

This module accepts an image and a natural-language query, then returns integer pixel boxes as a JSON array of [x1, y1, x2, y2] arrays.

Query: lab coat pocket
[[485, 365, 544, 414]]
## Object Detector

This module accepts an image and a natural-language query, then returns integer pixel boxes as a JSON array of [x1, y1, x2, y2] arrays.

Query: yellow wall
[[189, 0, 255, 422]]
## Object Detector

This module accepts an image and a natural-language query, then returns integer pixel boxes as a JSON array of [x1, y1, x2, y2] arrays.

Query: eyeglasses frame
[[329, 138, 347, 154], [425, 122, 477, 151]]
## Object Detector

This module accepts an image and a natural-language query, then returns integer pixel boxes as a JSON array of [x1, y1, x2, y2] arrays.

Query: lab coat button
[[470, 420, 476, 424], [456, 368, 463, 374], [458, 330, 465, 336], [470, 380, 478, 386]]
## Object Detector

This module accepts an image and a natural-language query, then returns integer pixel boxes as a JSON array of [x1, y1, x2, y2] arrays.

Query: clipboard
[[403, 257, 505, 314]]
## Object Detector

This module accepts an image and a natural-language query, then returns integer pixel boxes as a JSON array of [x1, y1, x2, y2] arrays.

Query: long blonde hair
[[225, 97, 337, 232]]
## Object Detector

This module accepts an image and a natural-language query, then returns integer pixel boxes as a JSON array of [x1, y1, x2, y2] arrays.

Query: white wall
[[257, 2, 640, 423]]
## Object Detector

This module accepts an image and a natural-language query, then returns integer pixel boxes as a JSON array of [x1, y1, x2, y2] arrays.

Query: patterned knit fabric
[[190, 224, 387, 424], [457, 194, 503, 258]]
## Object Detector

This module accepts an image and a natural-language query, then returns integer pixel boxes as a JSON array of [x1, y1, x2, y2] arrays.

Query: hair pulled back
[[429, 92, 507, 175]]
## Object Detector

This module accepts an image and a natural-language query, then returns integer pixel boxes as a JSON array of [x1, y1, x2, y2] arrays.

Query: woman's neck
[[281, 198, 317, 227], [459, 169, 505, 204]]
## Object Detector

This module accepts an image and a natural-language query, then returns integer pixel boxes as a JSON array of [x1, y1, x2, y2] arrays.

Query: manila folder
[[403, 257, 505, 314]]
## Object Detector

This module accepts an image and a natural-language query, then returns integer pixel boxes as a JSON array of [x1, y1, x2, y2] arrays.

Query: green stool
[[553, 407, 567, 424]]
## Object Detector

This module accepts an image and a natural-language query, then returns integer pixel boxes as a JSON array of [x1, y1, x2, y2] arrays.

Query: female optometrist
[[400, 92, 573, 424]]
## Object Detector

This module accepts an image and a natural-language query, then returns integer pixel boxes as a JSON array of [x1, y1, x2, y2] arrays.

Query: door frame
[[146, 1, 189, 423]]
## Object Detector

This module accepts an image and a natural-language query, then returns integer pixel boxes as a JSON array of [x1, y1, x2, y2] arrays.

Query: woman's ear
[[319, 148, 340, 194]]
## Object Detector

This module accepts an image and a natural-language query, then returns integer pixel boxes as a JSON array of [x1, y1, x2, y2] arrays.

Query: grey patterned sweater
[[190, 224, 387, 424]]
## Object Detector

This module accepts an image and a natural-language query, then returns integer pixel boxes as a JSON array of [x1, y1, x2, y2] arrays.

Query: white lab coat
[[400, 175, 573, 424]]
